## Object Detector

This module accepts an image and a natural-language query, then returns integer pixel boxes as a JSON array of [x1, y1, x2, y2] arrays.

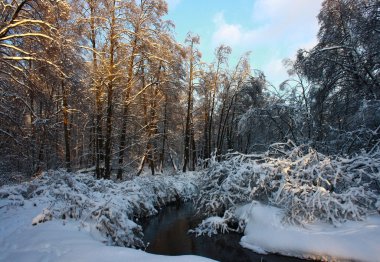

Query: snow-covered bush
[[32, 208, 52, 225], [189, 208, 244, 237], [0, 171, 200, 248], [189, 216, 229, 237], [194, 142, 380, 235]]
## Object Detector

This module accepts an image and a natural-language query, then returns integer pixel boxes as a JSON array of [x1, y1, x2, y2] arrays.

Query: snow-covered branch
[[193, 143, 380, 236]]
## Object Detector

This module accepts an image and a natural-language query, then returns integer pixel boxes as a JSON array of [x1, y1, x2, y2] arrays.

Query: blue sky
[[165, 0, 323, 87]]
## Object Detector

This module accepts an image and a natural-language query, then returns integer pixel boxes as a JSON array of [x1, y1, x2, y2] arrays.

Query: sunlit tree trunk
[[104, 0, 117, 179], [88, 0, 104, 179], [182, 41, 194, 172], [61, 79, 71, 172], [117, 36, 138, 179]]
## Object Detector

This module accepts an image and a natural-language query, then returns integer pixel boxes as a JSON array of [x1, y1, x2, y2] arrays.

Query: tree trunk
[[139, 63, 162, 175], [203, 94, 210, 163], [62, 79, 71, 172], [208, 75, 218, 159], [190, 122, 196, 170], [90, 0, 104, 179], [104, 0, 117, 179], [117, 36, 138, 180], [216, 87, 229, 159], [159, 94, 168, 173], [183, 48, 194, 172]]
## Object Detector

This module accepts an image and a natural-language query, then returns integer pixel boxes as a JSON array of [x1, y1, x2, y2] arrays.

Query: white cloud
[[263, 58, 289, 85], [251, 0, 322, 44], [252, 0, 322, 25], [211, 0, 323, 86], [213, 0, 322, 49], [166, 0, 181, 11], [212, 12, 243, 47], [212, 12, 267, 49]]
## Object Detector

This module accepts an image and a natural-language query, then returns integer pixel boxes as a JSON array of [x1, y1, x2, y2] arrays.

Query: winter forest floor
[[1, 145, 380, 262]]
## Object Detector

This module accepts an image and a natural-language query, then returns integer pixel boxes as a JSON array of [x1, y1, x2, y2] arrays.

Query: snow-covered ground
[[0, 170, 215, 262], [0, 199, 214, 262], [236, 202, 380, 261], [1, 163, 380, 262], [0, 201, 211, 262]]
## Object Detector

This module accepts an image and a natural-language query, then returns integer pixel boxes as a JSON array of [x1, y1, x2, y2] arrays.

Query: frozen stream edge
[[236, 201, 380, 262]]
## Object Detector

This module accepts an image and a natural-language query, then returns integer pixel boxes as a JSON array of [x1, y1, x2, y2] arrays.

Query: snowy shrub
[[32, 208, 52, 225], [189, 216, 229, 237], [0, 171, 200, 249], [189, 208, 242, 236], [91, 204, 144, 248], [194, 141, 380, 234]]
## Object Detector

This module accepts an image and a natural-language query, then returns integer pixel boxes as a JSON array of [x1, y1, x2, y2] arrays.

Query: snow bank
[[0, 200, 214, 262], [0, 170, 200, 249], [236, 202, 380, 261]]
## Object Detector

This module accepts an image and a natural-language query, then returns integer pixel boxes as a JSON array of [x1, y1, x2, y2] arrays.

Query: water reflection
[[142, 202, 308, 262]]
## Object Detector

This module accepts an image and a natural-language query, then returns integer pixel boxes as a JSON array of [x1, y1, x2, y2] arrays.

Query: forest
[[0, 0, 379, 178], [0, 0, 379, 261]]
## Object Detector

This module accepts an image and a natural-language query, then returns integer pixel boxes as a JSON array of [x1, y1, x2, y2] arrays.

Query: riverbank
[[0, 199, 213, 262], [0, 170, 200, 250], [237, 202, 380, 261], [1, 168, 379, 261]]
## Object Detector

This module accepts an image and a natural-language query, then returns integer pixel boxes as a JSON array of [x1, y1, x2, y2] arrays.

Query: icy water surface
[[142, 202, 308, 262]]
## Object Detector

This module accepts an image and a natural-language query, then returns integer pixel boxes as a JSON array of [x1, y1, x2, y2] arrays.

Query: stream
[[142, 202, 308, 262]]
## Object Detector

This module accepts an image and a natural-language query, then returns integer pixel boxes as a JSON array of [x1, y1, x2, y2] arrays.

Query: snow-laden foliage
[[0, 171, 199, 248], [190, 216, 229, 237], [194, 142, 380, 235], [189, 208, 244, 237], [32, 208, 52, 226]]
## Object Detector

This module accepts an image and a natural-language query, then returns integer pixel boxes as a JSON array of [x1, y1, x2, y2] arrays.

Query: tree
[[117, 0, 170, 179], [294, 0, 380, 153], [215, 53, 250, 157], [182, 32, 200, 172], [0, 0, 72, 174], [102, 0, 119, 179], [77, 0, 105, 178], [199, 45, 232, 160], [136, 27, 183, 176]]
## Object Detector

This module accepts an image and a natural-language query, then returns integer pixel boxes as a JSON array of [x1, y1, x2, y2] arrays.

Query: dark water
[[142, 202, 308, 262]]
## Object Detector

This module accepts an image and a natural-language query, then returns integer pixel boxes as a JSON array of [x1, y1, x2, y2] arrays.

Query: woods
[[0, 1, 380, 261], [0, 0, 379, 179]]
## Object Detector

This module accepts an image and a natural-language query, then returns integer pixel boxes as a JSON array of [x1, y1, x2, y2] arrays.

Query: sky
[[165, 0, 324, 87]]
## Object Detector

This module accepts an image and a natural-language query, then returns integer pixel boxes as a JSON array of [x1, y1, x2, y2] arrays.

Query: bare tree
[[182, 32, 200, 172]]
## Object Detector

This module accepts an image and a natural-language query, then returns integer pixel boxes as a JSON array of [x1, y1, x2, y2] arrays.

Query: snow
[[195, 143, 380, 229], [31, 208, 52, 225], [0, 171, 214, 262], [2, 163, 380, 261], [0, 201, 214, 262], [0, 170, 203, 248], [190, 144, 380, 260], [236, 201, 380, 261], [189, 216, 229, 237]]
